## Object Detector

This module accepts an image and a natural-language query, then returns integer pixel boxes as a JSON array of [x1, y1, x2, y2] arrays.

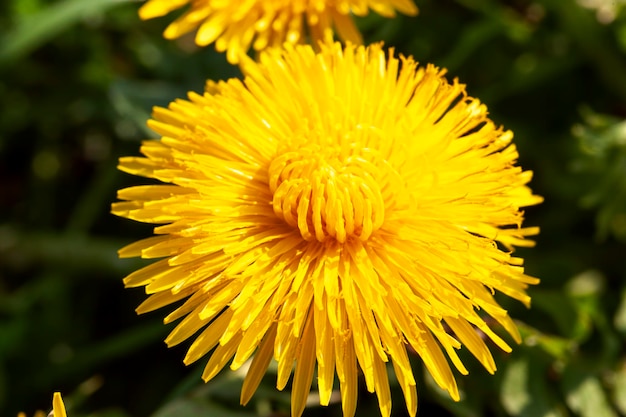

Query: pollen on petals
[[113, 42, 542, 417]]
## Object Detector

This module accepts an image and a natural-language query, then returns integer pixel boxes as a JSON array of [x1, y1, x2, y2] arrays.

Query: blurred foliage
[[1, 0, 626, 416], [572, 107, 626, 242]]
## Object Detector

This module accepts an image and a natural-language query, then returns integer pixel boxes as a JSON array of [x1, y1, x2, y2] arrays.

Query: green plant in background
[[1, 1, 626, 417], [572, 107, 626, 242]]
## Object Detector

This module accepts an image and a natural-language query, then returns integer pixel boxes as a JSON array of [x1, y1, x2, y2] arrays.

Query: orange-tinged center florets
[[269, 142, 393, 243]]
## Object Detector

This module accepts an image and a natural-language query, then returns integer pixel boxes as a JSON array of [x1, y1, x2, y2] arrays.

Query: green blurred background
[[1, 0, 626, 416]]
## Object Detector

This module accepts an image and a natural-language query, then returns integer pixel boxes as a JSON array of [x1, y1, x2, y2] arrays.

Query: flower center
[[269, 143, 387, 243]]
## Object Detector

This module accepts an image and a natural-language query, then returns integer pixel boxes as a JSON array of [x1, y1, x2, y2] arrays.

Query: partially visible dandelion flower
[[112, 42, 542, 417], [138, 0, 418, 62], [17, 393, 67, 417]]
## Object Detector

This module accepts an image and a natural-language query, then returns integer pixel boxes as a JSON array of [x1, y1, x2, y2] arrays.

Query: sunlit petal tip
[[138, 2, 172, 20], [114, 41, 542, 417], [400, 1, 419, 16], [51, 393, 67, 417]]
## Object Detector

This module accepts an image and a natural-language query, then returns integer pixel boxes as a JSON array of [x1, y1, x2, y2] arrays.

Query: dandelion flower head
[[112, 42, 543, 417], [138, 0, 418, 62]]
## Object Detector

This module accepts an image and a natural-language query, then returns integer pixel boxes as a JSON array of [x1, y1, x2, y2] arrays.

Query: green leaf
[[500, 356, 564, 417], [109, 79, 184, 139], [572, 108, 626, 242], [531, 290, 591, 341], [562, 366, 617, 417], [563, 270, 621, 365], [516, 322, 576, 360], [540, 0, 626, 102], [612, 363, 626, 415], [0, 0, 134, 65], [152, 398, 255, 417], [501, 358, 531, 416], [565, 269, 605, 298], [439, 19, 503, 72], [613, 289, 626, 334]]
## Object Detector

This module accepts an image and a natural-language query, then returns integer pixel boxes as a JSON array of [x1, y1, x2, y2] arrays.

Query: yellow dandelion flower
[[112, 42, 542, 417], [138, 0, 418, 63]]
